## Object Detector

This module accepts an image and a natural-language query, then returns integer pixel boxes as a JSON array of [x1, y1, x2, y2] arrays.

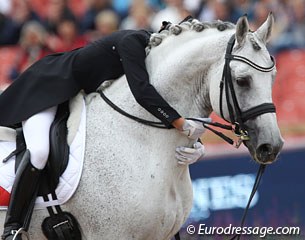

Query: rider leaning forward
[[0, 16, 207, 240]]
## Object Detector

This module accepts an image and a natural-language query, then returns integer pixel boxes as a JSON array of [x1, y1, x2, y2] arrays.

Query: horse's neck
[[102, 29, 234, 121], [146, 29, 235, 118]]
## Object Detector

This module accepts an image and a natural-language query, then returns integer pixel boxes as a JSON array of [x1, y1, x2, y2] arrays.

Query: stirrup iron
[[11, 228, 30, 240]]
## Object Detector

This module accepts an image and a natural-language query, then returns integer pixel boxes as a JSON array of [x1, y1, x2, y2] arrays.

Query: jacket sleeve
[[117, 33, 181, 128]]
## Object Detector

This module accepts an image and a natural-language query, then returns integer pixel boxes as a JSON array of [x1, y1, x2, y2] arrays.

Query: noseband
[[218, 34, 276, 147]]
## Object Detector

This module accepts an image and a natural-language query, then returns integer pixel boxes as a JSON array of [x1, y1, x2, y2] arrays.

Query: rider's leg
[[1, 106, 57, 240], [22, 106, 57, 170]]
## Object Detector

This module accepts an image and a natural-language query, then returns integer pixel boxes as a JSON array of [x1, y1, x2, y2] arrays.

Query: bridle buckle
[[234, 132, 249, 148], [233, 123, 250, 148], [240, 130, 250, 141]]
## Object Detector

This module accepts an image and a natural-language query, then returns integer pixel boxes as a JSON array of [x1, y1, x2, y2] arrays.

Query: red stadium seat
[[273, 50, 305, 125]]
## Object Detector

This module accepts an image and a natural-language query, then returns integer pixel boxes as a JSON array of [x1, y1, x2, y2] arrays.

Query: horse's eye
[[236, 77, 251, 88]]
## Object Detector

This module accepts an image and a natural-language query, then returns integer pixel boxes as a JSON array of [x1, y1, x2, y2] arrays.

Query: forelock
[[248, 33, 262, 51]]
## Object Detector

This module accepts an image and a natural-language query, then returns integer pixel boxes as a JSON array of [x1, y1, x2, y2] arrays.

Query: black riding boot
[[1, 150, 41, 240]]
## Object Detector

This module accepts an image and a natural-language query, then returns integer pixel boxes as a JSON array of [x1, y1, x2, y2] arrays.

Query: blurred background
[[0, 0, 304, 239]]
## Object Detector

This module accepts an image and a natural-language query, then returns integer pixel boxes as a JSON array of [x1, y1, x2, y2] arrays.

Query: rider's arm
[[117, 31, 207, 140], [117, 32, 182, 128]]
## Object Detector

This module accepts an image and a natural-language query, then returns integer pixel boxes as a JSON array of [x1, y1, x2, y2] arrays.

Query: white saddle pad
[[0, 93, 86, 210]]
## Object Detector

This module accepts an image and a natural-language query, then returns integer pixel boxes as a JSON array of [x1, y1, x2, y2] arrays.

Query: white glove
[[181, 118, 211, 140], [176, 142, 206, 165]]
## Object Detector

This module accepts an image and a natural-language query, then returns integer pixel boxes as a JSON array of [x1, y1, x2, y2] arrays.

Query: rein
[[229, 164, 266, 240], [98, 34, 276, 240], [99, 90, 167, 129]]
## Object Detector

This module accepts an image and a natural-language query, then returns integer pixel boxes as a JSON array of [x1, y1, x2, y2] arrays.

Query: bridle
[[186, 35, 276, 240], [173, 35, 276, 150], [218, 34, 276, 148], [98, 34, 277, 240]]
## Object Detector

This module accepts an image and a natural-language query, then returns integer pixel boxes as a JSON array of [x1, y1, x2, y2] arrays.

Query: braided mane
[[146, 19, 235, 55]]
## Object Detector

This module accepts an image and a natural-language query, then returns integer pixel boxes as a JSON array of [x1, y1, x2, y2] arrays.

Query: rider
[[0, 16, 207, 240]]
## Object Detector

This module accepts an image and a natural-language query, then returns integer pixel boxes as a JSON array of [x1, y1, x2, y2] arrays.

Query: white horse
[[0, 14, 283, 239]]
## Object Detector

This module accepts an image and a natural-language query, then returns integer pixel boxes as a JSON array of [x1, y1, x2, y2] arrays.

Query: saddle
[[4, 101, 82, 240], [10, 101, 70, 195]]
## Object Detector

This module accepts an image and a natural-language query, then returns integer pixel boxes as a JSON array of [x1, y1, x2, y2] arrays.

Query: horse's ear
[[255, 12, 274, 44], [235, 15, 249, 46]]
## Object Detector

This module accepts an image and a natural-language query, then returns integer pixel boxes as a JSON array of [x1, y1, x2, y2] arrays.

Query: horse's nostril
[[257, 144, 273, 155], [256, 143, 275, 163]]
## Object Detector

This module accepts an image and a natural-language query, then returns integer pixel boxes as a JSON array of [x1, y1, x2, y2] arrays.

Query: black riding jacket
[[0, 30, 181, 127]]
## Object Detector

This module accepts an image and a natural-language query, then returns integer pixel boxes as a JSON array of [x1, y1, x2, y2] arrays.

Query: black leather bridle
[[181, 35, 276, 240], [187, 35, 277, 148], [218, 34, 276, 147]]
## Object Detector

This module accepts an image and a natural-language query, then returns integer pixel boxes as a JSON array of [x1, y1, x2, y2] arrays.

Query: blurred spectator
[[250, 1, 273, 29], [112, 0, 131, 19], [120, 0, 153, 30], [0, 0, 11, 15], [43, 0, 77, 34], [0, 0, 41, 45], [150, 0, 190, 32], [269, 0, 305, 53], [48, 19, 87, 52], [0, 13, 6, 34], [81, 0, 113, 33], [0, 0, 305, 79], [184, 0, 201, 14], [86, 10, 119, 42], [196, 0, 241, 22], [148, 0, 165, 11], [232, 0, 255, 21], [194, 0, 213, 21], [9, 21, 52, 80]]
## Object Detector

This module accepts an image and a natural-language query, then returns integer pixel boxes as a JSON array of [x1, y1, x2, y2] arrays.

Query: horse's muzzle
[[255, 140, 284, 164]]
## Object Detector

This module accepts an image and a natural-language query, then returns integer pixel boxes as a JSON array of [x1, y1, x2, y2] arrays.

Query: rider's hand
[[180, 118, 211, 140], [175, 142, 206, 165]]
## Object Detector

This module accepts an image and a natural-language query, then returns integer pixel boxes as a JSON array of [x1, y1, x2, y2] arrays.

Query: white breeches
[[22, 106, 57, 169]]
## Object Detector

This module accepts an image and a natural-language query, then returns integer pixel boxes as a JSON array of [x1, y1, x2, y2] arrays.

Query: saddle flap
[[39, 102, 70, 196], [0, 94, 86, 209]]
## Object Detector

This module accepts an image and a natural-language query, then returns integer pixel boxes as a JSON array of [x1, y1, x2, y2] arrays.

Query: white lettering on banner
[[190, 174, 258, 221]]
